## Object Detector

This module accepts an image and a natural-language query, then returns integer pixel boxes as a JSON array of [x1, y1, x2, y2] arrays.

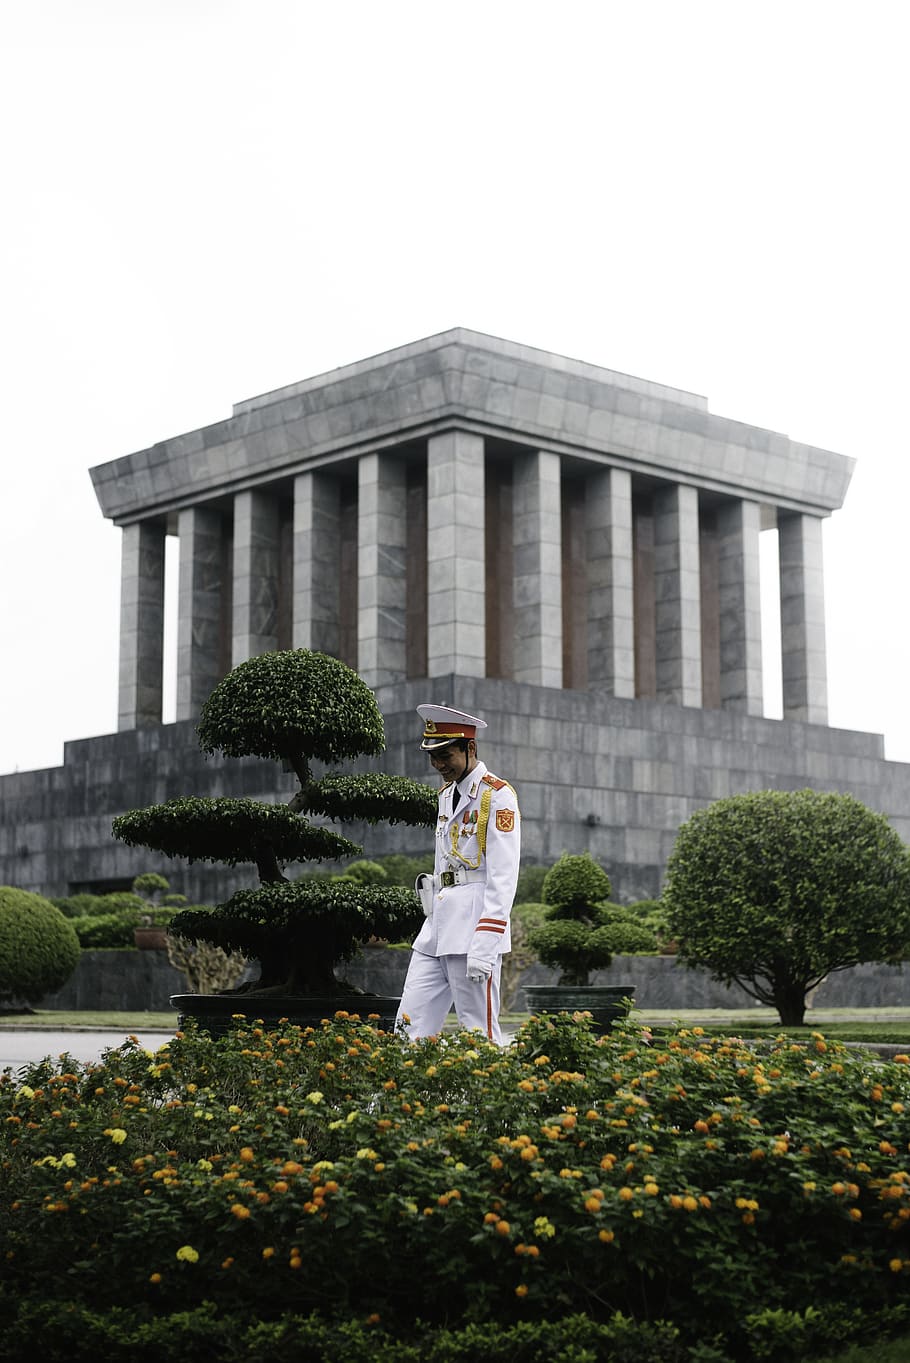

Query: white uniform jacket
[[411, 761, 521, 968]]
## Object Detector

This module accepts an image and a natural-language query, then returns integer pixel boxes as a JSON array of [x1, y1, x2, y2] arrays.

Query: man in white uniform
[[395, 704, 521, 1044]]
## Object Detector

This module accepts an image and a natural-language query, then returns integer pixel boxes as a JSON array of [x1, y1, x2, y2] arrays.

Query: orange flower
[[230, 1203, 250, 1219]]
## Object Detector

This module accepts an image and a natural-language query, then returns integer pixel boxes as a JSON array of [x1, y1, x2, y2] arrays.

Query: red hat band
[[423, 720, 476, 742]]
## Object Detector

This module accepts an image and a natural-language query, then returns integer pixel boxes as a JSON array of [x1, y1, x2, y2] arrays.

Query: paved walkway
[[1, 1029, 175, 1072]]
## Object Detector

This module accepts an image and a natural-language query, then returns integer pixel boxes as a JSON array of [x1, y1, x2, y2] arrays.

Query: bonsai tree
[[661, 788, 910, 1025], [527, 853, 657, 986], [112, 649, 436, 998], [0, 887, 80, 1011]]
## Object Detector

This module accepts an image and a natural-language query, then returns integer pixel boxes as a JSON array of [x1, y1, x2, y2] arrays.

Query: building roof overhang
[[90, 328, 855, 524]]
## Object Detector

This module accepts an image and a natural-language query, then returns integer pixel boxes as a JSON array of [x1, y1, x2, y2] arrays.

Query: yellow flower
[[197, 1159, 213, 1172], [149, 1272, 162, 1284], [356, 1148, 378, 1160], [890, 1259, 904, 1273], [305, 1091, 324, 1104], [105, 1128, 127, 1145], [262, 1247, 275, 1259], [176, 1245, 199, 1263], [515, 1284, 528, 1297], [533, 1217, 556, 1239]]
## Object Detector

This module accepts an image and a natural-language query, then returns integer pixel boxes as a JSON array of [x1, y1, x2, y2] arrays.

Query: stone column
[[426, 431, 485, 678], [512, 450, 563, 687], [586, 467, 635, 696], [358, 453, 408, 686], [716, 498, 764, 714], [653, 484, 702, 705], [293, 471, 341, 655], [175, 506, 225, 720], [232, 489, 280, 666], [118, 520, 165, 730], [779, 511, 828, 723]]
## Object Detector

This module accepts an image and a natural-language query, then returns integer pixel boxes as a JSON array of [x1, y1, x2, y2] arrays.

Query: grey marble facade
[[6, 328, 908, 923]]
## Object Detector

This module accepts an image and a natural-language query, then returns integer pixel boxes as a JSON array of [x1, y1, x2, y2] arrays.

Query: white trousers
[[395, 950, 503, 1044]]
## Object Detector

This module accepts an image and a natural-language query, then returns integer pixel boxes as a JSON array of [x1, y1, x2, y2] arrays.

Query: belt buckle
[[440, 870, 456, 887]]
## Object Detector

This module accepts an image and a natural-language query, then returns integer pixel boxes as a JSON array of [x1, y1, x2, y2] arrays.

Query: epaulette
[[482, 774, 507, 790]]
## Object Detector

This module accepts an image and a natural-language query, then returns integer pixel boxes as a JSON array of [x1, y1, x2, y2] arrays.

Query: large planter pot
[[170, 992, 402, 1038], [134, 926, 169, 950], [522, 984, 634, 1034]]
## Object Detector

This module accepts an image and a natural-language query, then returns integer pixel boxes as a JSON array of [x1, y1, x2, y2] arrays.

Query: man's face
[[428, 741, 473, 785]]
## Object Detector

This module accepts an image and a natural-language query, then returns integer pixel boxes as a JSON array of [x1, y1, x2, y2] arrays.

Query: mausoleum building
[[3, 330, 909, 903]]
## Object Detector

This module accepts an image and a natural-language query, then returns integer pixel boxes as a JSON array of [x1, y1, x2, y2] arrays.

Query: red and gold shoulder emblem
[[495, 809, 515, 833], [482, 774, 507, 790]]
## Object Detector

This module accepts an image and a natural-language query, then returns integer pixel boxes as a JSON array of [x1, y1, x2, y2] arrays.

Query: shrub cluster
[[528, 853, 659, 985], [0, 888, 80, 1004], [2, 1015, 910, 1359]]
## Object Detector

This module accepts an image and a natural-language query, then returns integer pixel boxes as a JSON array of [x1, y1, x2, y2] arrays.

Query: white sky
[[1, 0, 908, 776]]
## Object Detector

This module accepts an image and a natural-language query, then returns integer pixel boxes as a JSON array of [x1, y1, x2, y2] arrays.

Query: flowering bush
[[2, 1014, 910, 1359]]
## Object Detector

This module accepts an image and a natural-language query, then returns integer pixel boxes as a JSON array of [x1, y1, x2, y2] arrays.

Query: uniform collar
[[451, 759, 487, 806]]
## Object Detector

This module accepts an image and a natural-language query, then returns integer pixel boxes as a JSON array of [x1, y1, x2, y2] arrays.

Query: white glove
[[466, 955, 492, 983]]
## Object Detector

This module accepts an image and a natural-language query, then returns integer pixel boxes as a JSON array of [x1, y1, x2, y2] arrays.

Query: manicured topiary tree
[[527, 852, 657, 987], [0, 887, 80, 1010], [662, 788, 910, 1025], [112, 650, 436, 998]]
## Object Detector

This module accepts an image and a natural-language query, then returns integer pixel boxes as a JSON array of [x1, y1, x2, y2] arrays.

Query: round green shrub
[[0, 887, 80, 1004], [334, 860, 389, 887], [543, 852, 611, 914], [663, 787, 910, 1024], [196, 650, 385, 765]]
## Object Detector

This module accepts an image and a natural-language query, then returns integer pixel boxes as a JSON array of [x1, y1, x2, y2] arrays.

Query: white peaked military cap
[[417, 703, 488, 750]]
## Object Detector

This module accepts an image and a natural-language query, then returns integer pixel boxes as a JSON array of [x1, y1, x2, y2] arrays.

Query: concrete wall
[[36, 946, 910, 1015]]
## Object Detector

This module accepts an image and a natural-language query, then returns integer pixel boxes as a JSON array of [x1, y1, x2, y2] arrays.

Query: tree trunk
[[774, 980, 807, 1027]]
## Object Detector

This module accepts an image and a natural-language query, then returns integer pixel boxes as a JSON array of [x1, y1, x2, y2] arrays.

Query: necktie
[[452, 786, 460, 811]]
